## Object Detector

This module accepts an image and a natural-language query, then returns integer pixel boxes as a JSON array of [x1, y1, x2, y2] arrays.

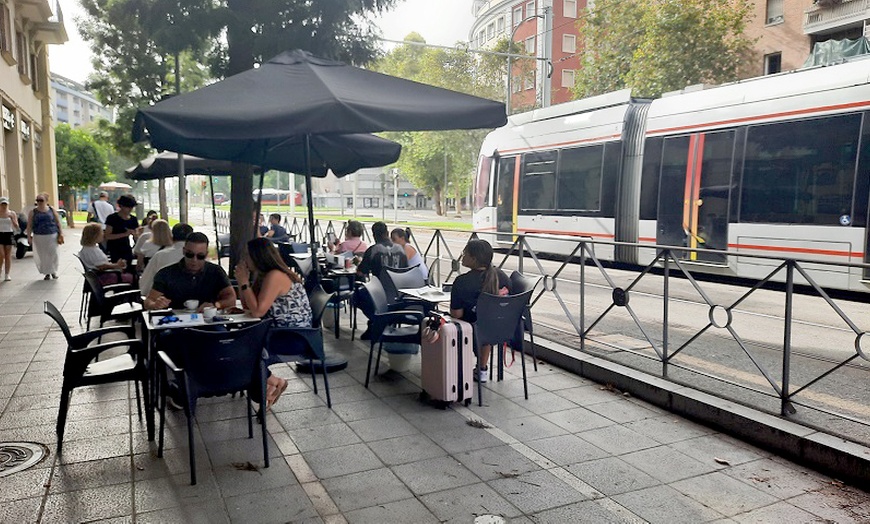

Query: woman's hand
[[235, 260, 250, 285], [117, 259, 127, 270]]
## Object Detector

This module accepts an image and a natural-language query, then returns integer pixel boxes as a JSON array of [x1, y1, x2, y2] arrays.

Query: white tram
[[473, 58, 870, 292]]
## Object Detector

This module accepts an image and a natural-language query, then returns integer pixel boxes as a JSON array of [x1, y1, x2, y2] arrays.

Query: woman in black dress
[[103, 194, 139, 267]]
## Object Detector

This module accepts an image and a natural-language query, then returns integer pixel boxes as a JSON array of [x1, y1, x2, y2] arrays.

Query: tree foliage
[[375, 35, 504, 215], [574, 0, 756, 99], [55, 124, 110, 189]]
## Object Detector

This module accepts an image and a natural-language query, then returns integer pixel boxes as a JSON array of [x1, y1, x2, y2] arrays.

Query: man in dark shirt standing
[[144, 232, 236, 311], [357, 221, 407, 279]]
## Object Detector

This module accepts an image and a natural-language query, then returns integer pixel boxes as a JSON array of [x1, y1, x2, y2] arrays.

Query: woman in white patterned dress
[[235, 237, 312, 408]]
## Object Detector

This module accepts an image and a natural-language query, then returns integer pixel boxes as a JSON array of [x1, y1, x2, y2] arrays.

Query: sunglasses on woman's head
[[183, 251, 207, 260]]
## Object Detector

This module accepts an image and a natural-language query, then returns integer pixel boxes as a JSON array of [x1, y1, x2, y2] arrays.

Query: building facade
[[312, 168, 429, 211], [51, 73, 113, 127], [0, 0, 66, 213], [470, 0, 582, 113]]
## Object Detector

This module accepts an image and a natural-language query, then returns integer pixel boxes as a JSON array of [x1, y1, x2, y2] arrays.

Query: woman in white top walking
[[0, 197, 19, 281]]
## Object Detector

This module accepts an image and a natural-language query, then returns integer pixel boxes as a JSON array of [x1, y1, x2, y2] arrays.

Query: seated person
[[144, 232, 236, 312], [332, 220, 367, 254], [391, 227, 428, 281], [235, 237, 313, 408], [78, 223, 133, 285], [138, 223, 193, 296], [449, 239, 510, 383], [357, 221, 407, 279], [264, 213, 289, 242], [134, 219, 173, 270]]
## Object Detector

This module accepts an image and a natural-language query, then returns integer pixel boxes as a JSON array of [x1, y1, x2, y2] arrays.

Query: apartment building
[[470, 0, 582, 113], [51, 73, 113, 127], [0, 0, 66, 211]]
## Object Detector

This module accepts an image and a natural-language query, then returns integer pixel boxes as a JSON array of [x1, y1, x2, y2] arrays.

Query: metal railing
[[212, 211, 870, 443], [418, 229, 870, 445]]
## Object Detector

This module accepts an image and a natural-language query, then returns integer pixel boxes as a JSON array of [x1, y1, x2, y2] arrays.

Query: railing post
[[580, 242, 586, 352], [518, 235, 525, 274], [662, 249, 671, 378], [781, 260, 794, 416], [436, 230, 442, 287]]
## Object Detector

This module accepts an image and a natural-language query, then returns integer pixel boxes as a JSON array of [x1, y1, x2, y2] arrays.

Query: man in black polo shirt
[[144, 232, 236, 311], [357, 221, 407, 279]]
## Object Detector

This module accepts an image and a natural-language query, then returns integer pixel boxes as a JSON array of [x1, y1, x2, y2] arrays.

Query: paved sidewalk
[[1, 230, 869, 523]]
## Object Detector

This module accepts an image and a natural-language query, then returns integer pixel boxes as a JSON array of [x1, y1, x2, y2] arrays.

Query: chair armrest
[[64, 338, 144, 377], [69, 325, 136, 349], [104, 289, 143, 308], [374, 310, 424, 327], [103, 283, 134, 293], [157, 350, 183, 373]]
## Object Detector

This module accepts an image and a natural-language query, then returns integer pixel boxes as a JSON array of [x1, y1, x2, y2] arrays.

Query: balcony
[[804, 0, 870, 34]]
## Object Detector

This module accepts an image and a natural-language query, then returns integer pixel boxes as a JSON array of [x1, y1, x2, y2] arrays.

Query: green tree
[[376, 36, 503, 216], [80, 0, 398, 265], [574, 0, 755, 99], [55, 124, 110, 226]]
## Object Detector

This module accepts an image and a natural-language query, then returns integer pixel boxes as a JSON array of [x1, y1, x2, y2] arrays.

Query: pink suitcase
[[420, 316, 475, 408]]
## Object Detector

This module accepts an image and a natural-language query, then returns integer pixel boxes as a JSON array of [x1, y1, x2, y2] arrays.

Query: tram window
[[640, 137, 663, 220], [740, 113, 861, 225], [521, 150, 557, 211], [474, 155, 492, 212], [557, 145, 603, 211], [852, 112, 870, 227], [601, 142, 620, 216]]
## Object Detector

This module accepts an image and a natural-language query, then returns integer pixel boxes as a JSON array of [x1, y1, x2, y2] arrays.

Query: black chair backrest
[[355, 277, 388, 319], [308, 284, 334, 328], [292, 256, 314, 277], [290, 242, 309, 254], [83, 271, 106, 305], [172, 321, 270, 395], [384, 265, 425, 298], [475, 290, 534, 347], [73, 253, 87, 273], [44, 301, 73, 343], [510, 271, 542, 295]]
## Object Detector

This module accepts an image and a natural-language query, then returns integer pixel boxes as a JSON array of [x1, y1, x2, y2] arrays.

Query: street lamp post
[[392, 168, 399, 225], [505, 8, 552, 114]]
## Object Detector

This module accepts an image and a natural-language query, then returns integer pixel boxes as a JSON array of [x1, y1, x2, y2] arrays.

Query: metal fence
[[214, 210, 870, 445]]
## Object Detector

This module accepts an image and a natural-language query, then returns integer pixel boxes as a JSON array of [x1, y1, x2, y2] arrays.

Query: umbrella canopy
[[132, 50, 507, 158], [132, 49, 507, 266], [99, 181, 133, 190], [125, 133, 401, 180]]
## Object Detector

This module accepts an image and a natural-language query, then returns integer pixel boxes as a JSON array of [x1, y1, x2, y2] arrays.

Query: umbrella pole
[[304, 135, 319, 274], [210, 175, 220, 266], [256, 170, 265, 233]]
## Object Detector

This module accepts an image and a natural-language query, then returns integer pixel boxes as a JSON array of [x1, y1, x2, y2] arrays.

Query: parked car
[[213, 192, 227, 205]]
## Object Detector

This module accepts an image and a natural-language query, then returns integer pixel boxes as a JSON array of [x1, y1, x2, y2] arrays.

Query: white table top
[[399, 286, 452, 304], [142, 310, 260, 331]]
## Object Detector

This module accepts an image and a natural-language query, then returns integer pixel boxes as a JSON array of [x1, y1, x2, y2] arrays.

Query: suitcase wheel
[[464, 399, 471, 406]]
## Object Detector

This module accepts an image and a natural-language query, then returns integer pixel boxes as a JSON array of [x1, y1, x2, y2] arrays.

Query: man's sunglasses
[[183, 251, 207, 260]]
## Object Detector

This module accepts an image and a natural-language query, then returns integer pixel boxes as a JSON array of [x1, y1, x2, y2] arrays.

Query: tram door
[[657, 131, 734, 263], [496, 156, 517, 242]]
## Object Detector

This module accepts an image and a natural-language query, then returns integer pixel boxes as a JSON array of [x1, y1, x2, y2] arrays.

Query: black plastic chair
[[157, 320, 271, 485], [72, 254, 94, 326], [44, 301, 148, 453], [474, 289, 534, 406], [354, 278, 424, 388], [321, 270, 356, 339], [83, 270, 142, 330], [266, 327, 332, 408], [510, 271, 543, 371], [382, 265, 435, 315]]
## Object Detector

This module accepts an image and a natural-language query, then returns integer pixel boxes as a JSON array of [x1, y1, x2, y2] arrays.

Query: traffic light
[[213, 177, 219, 183], [403, 192, 409, 197]]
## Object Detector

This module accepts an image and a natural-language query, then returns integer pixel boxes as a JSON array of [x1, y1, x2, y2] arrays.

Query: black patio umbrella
[[132, 49, 507, 259]]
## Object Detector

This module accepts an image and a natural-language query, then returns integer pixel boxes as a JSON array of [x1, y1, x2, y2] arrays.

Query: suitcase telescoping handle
[[453, 321, 465, 402]]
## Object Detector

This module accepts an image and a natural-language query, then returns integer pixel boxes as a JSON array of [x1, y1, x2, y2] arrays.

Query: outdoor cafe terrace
[[0, 226, 868, 523]]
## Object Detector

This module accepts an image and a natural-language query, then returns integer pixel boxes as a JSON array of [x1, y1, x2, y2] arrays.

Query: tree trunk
[[434, 188, 444, 216], [158, 179, 168, 219], [453, 185, 462, 218], [226, 0, 256, 273], [63, 188, 75, 228]]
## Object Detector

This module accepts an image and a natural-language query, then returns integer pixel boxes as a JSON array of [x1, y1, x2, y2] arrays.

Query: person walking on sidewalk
[[26, 192, 63, 280], [0, 197, 19, 281], [88, 191, 115, 229], [103, 194, 139, 270]]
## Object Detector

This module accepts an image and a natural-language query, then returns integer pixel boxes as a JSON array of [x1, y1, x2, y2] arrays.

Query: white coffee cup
[[184, 299, 199, 311], [202, 306, 217, 320]]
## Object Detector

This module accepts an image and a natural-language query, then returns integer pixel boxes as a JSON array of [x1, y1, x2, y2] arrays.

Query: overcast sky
[[49, 0, 477, 83]]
